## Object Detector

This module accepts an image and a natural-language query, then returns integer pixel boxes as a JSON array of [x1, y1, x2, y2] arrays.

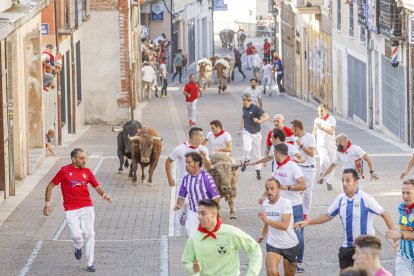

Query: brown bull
[[214, 62, 229, 93], [129, 127, 163, 186], [209, 152, 242, 219]]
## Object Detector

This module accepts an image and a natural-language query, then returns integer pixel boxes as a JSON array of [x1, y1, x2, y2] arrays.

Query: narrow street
[[0, 38, 409, 275]]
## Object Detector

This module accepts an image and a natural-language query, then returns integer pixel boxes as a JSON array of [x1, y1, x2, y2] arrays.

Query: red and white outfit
[[184, 82, 200, 125], [246, 45, 256, 69], [205, 130, 232, 155], [169, 141, 210, 182], [333, 140, 366, 189], [314, 114, 336, 185], [51, 164, 99, 267], [266, 126, 295, 147], [295, 133, 317, 215]]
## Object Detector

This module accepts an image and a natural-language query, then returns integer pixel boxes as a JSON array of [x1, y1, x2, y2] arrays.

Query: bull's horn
[[128, 134, 140, 141], [112, 127, 123, 133], [152, 136, 163, 141], [210, 165, 215, 170], [231, 161, 243, 168]]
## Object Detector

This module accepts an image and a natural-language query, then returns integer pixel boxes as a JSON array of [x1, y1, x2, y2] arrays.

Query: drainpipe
[[211, 0, 214, 55], [170, 0, 173, 72], [407, 38, 412, 146], [71, 33, 76, 133], [54, 0, 62, 145], [367, 28, 373, 129]]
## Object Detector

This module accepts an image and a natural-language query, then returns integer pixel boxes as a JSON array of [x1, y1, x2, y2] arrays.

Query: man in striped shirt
[[385, 179, 414, 275], [173, 152, 220, 236], [295, 168, 393, 271]]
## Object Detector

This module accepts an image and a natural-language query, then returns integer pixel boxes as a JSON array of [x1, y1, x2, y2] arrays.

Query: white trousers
[[247, 55, 252, 68], [301, 168, 317, 215], [396, 254, 414, 276], [242, 130, 262, 170], [262, 76, 273, 92], [185, 210, 199, 236], [65, 206, 95, 266], [186, 99, 198, 123], [317, 146, 336, 184]]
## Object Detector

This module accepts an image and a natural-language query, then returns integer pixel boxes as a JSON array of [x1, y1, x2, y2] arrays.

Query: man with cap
[[238, 92, 269, 180]]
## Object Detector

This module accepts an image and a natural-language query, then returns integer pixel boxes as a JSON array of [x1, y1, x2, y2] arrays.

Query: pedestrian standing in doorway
[[233, 47, 247, 80], [238, 93, 270, 180], [273, 53, 285, 93], [244, 79, 262, 108], [262, 59, 274, 96], [172, 49, 183, 83], [183, 74, 202, 126], [263, 38, 271, 61], [159, 57, 168, 97], [141, 61, 156, 101], [313, 104, 337, 190], [43, 148, 112, 273], [252, 49, 262, 84]]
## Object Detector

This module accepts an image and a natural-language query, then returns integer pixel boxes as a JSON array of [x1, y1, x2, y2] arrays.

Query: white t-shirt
[[262, 64, 273, 78], [314, 115, 336, 148], [272, 160, 304, 206], [264, 198, 299, 249], [333, 144, 366, 180], [295, 133, 316, 167], [206, 131, 232, 155], [169, 142, 210, 180], [244, 87, 261, 105]]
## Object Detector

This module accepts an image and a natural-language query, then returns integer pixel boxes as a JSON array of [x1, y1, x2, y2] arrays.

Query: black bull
[[112, 120, 142, 176]]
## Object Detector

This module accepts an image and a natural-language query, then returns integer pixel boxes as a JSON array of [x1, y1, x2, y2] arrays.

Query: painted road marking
[[19, 240, 43, 276]]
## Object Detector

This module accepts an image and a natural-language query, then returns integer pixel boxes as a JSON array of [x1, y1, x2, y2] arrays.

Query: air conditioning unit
[[409, 14, 414, 44]]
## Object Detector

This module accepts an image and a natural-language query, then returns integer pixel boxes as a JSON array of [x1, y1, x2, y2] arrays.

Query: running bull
[[128, 127, 163, 185], [209, 152, 242, 219], [113, 120, 142, 176]]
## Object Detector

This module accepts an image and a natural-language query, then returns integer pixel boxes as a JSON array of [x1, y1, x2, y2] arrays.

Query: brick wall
[[118, 0, 130, 107], [90, 0, 118, 11], [90, 0, 131, 108]]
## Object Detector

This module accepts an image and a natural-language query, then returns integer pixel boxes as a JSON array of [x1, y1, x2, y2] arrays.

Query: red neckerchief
[[214, 130, 225, 138], [406, 203, 414, 217], [198, 217, 222, 240], [322, 114, 330, 121], [340, 141, 352, 153], [185, 141, 198, 149], [276, 156, 291, 169]]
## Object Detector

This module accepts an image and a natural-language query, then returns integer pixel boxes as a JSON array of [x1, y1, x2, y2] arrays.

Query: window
[[349, 3, 354, 38], [337, 0, 341, 31], [360, 26, 366, 43]]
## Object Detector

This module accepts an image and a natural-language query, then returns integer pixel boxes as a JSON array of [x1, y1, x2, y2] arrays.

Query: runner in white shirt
[[318, 133, 379, 190], [249, 128, 304, 173], [257, 178, 299, 276], [262, 60, 274, 95], [243, 79, 262, 108], [202, 120, 232, 155], [313, 104, 336, 190], [291, 119, 316, 219], [259, 143, 307, 273], [166, 127, 211, 187], [295, 168, 394, 272]]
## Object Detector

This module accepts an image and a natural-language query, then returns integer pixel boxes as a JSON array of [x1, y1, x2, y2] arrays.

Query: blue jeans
[[293, 204, 304, 263]]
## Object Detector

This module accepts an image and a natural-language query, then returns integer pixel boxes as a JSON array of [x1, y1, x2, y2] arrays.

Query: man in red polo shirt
[[262, 39, 271, 61], [183, 74, 202, 126], [43, 148, 112, 273]]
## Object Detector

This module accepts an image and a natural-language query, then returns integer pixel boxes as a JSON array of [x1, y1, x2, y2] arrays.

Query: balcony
[[289, 0, 322, 14], [397, 0, 414, 11]]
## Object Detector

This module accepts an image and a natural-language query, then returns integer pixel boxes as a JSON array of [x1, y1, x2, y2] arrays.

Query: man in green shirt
[[181, 199, 262, 275]]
